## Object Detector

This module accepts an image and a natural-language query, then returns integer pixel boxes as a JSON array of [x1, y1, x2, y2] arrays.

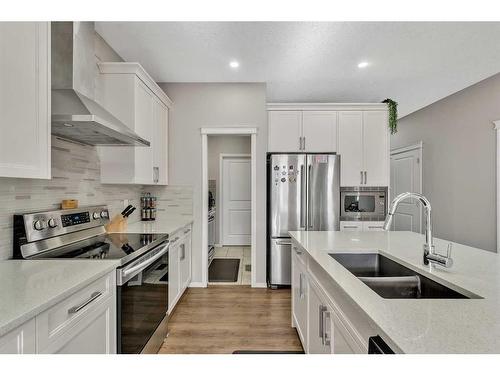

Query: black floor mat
[[209, 258, 240, 282]]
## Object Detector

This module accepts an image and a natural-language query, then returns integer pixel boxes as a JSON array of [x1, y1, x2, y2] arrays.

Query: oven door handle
[[121, 242, 170, 278]]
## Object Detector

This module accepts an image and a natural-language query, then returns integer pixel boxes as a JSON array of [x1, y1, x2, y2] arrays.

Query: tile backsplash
[[0, 136, 192, 260]]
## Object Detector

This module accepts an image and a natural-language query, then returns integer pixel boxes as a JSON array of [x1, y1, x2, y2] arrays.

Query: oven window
[[118, 253, 168, 354], [345, 195, 376, 213]]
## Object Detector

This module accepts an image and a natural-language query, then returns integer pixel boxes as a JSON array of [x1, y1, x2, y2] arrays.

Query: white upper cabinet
[[301, 111, 337, 152], [268, 111, 302, 152], [0, 22, 51, 179], [338, 111, 364, 186], [363, 111, 389, 186], [268, 110, 337, 152], [97, 62, 171, 185], [338, 110, 389, 187]]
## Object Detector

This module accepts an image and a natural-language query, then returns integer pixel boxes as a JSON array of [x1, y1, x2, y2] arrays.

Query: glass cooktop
[[32, 233, 169, 261]]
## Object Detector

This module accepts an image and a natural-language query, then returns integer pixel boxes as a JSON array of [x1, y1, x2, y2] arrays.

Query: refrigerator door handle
[[300, 164, 306, 228]]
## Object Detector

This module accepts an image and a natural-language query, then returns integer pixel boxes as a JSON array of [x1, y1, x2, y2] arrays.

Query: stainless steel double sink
[[329, 253, 481, 299]]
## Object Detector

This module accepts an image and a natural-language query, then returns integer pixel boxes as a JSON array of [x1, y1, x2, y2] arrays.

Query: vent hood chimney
[[51, 22, 149, 146]]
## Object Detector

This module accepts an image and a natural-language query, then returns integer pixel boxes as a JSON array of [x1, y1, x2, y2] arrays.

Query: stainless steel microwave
[[340, 188, 387, 221]]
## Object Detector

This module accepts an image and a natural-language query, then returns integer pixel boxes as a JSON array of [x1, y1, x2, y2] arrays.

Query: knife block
[[105, 214, 128, 233]]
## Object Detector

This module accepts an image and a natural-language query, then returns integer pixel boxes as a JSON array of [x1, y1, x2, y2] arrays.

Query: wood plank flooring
[[158, 286, 303, 354]]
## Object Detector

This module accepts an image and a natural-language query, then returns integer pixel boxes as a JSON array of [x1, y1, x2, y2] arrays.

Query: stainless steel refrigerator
[[267, 154, 340, 287]]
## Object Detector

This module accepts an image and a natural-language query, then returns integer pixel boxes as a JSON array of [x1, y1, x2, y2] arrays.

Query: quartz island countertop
[[288, 230, 500, 353]]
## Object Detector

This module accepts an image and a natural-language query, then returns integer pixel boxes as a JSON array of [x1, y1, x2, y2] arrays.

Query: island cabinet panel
[[291, 247, 308, 346], [291, 238, 376, 354], [0, 319, 36, 354], [0, 22, 51, 179]]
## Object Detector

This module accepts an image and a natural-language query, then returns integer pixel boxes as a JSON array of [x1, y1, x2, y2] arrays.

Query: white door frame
[[493, 120, 500, 252], [201, 127, 257, 287], [219, 153, 251, 246], [390, 141, 423, 232]]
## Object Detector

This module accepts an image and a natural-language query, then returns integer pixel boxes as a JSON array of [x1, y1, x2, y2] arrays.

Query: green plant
[[382, 98, 398, 134]]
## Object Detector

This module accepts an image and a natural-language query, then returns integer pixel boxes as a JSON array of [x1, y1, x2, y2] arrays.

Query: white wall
[[207, 135, 251, 244], [392, 72, 500, 252], [159, 83, 267, 285]]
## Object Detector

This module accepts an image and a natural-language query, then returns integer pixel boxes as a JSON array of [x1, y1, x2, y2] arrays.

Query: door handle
[[276, 241, 291, 246], [300, 164, 306, 229], [68, 292, 102, 314], [307, 164, 312, 228]]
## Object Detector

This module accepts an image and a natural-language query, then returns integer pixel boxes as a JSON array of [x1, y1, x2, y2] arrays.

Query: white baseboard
[[189, 281, 207, 288], [252, 282, 268, 288]]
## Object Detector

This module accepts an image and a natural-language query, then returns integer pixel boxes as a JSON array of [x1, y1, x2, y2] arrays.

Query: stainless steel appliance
[[208, 208, 216, 265], [267, 154, 340, 288], [51, 22, 149, 146], [13, 205, 169, 354], [340, 187, 387, 221]]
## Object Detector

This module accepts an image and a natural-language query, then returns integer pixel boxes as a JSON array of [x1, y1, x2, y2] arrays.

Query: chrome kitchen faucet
[[383, 192, 453, 268]]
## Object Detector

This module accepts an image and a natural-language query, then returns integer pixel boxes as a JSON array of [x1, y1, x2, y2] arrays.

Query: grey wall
[[207, 135, 251, 244], [159, 83, 267, 285], [392, 72, 500, 252]]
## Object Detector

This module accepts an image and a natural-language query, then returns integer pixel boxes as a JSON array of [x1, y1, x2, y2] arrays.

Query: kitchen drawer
[[292, 242, 307, 266], [340, 221, 363, 231], [36, 273, 113, 350]]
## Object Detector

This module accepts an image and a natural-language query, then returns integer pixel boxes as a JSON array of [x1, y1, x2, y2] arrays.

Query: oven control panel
[[16, 205, 110, 243]]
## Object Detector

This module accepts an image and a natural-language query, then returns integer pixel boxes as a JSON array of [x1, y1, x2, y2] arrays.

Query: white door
[[268, 111, 302, 152], [390, 144, 423, 233], [338, 111, 363, 186], [302, 111, 337, 152], [363, 111, 389, 186], [222, 156, 251, 245]]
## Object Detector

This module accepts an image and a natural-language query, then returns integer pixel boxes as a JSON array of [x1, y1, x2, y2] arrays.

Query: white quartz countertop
[[122, 215, 193, 235], [288, 230, 500, 353], [0, 259, 119, 336]]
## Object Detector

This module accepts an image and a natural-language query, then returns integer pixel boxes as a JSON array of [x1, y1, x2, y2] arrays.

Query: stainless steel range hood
[[51, 22, 149, 146]]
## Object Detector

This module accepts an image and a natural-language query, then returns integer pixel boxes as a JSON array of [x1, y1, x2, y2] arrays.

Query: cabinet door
[[152, 97, 168, 185], [0, 22, 50, 179], [331, 311, 365, 354], [338, 112, 363, 186], [302, 111, 337, 152], [362, 221, 385, 231], [0, 319, 36, 354], [340, 221, 363, 232], [291, 252, 308, 348], [168, 243, 180, 311], [307, 283, 332, 354], [363, 111, 389, 186], [268, 111, 302, 152], [134, 78, 154, 184]]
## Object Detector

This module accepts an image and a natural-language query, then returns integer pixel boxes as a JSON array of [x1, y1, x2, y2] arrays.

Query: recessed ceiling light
[[357, 61, 369, 69], [229, 61, 239, 69]]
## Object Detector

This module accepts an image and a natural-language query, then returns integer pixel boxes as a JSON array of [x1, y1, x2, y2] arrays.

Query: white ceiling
[[95, 22, 500, 117]]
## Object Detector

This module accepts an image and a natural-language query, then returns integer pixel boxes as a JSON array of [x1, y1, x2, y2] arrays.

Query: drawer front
[[340, 221, 363, 231], [36, 273, 113, 350], [362, 221, 385, 231]]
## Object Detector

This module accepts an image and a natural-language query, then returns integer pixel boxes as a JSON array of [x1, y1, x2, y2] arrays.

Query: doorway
[[390, 142, 423, 233], [201, 128, 257, 287]]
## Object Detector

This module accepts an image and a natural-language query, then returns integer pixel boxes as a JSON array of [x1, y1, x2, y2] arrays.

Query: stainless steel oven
[[341, 187, 387, 221], [117, 240, 169, 354]]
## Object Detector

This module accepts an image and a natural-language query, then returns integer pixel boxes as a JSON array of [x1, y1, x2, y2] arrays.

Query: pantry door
[[390, 143, 423, 233], [221, 155, 251, 246]]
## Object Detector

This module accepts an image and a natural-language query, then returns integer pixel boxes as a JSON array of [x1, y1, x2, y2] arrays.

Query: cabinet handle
[[180, 244, 185, 261], [303, 137, 306, 150], [343, 225, 359, 229], [360, 171, 363, 185], [323, 311, 331, 346], [364, 171, 367, 185], [299, 274, 303, 299], [184, 229, 191, 234], [298, 137, 302, 150], [153, 166, 159, 183], [68, 291, 102, 314], [293, 247, 303, 255], [319, 305, 327, 343], [368, 226, 383, 229], [276, 240, 291, 246]]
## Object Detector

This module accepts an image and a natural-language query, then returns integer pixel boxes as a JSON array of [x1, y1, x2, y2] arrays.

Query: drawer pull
[[343, 225, 359, 229], [184, 229, 191, 234], [68, 292, 102, 314]]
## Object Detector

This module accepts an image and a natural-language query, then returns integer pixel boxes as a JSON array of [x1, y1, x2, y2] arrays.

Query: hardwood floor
[[158, 286, 303, 354]]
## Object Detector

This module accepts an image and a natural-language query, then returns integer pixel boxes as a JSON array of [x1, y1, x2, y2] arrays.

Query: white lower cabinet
[[0, 319, 36, 354], [291, 249, 308, 345], [0, 272, 116, 354], [291, 241, 370, 354], [168, 224, 192, 313]]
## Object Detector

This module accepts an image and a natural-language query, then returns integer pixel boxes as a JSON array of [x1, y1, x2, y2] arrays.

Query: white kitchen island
[[289, 230, 500, 353]]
